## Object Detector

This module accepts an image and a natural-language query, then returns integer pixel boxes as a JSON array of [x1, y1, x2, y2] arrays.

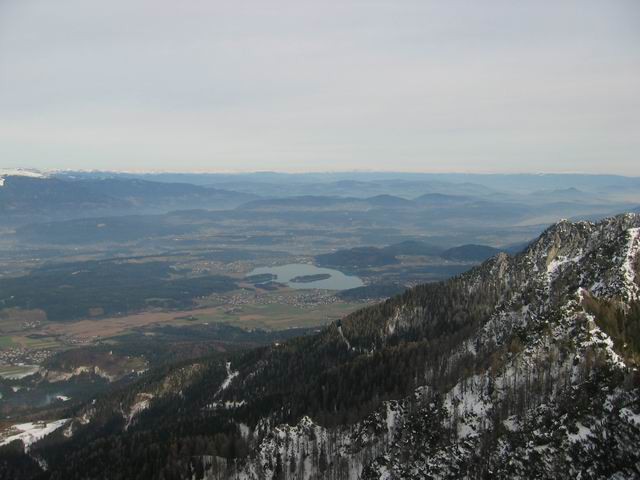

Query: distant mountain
[[238, 192, 515, 213], [8, 214, 639, 479], [382, 239, 445, 256], [316, 246, 400, 268], [0, 175, 128, 214], [413, 192, 473, 205], [528, 187, 604, 204], [440, 243, 504, 261], [315, 241, 496, 271], [0, 176, 254, 223], [78, 178, 250, 203], [336, 283, 407, 301], [56, 171, 640, 194], [37, 172, 640, 231], [365, 194, 413, 207], [237, 194, 415, 211], [376, 179, 497, 197], [237, 195, 360, 210]]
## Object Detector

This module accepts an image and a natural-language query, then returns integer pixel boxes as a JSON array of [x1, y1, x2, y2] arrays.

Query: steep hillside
[[2, 214, 639, 479]]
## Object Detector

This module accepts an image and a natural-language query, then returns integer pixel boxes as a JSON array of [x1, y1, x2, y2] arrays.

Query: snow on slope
[[622, 227, 640, 301], [337, 324, 352, 350], [0, 419, 69, 451], [205, 362, 243, 410], [218, 362, 239, 393], [124, 393, 154, 430]]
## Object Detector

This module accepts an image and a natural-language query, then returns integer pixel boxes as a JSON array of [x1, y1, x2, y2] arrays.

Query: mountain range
[[0, 174, 254, 224]]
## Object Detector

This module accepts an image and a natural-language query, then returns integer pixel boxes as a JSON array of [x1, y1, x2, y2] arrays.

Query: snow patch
[[567, 422, 592, 443], [445, 375, 491, 439], [78, 409, 94, 425], [582, 313, 627, 369], [63, 423, 74, 438], [0, 419, 69, 451], [621, 227, 640, 300], [125, 393, 153, 430], [386, 402, 399, 434], [207, 400, 246, 410], [547, 252, 583, 278], [503, 417, 519, 432], [238, 423, 251, 439], [218, 362, 238, 393], [204, 362, 243, 410], [337, 324, 352, 350], [620, 407, 640, 427]]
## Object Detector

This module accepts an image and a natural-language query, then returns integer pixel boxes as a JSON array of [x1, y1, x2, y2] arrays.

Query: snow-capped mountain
[[7, 214, 640, 479], [0, 168, 47, 186]]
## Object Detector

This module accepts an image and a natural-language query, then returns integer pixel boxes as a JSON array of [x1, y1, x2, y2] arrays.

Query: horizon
[[3, 167, 640, 178]]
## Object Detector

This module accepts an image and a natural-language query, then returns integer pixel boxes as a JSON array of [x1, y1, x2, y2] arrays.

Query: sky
[[0, 0, 639, 174]]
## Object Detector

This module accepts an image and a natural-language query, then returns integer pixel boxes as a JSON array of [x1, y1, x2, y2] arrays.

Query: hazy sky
[[1, 1, 639, 174]]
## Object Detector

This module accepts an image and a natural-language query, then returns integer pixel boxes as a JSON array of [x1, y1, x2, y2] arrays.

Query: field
[[40, 307, 222, 340], [0, 289, 369, 345], [0, 333, 62, 350], [0, 364, 40, 379], [11, 335, 63, 350], [40, 299, 366, 339], [0, 280, 371, 384], [193, 300, 365, 330]]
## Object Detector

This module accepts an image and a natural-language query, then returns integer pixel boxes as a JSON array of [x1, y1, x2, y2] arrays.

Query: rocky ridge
[[201, 214, 640, 479]]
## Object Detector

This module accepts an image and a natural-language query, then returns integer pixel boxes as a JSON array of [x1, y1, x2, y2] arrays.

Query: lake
[[247, 263, 363, 290]]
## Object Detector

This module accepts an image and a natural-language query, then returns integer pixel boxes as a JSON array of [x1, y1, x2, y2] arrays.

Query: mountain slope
[[204, 214, 639, 479], [4, 214, 640, 479]]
